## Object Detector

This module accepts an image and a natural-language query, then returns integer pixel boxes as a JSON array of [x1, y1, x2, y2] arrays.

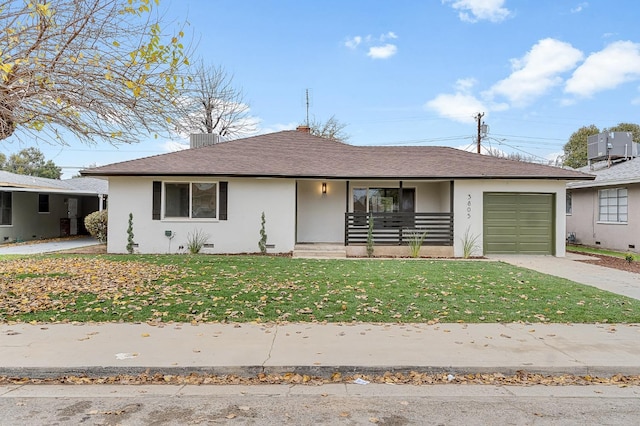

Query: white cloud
[[443, 0, 511, 23], [565, 40, 640, 97], [257, 122, 298, 134], [367, 44, 398, 59], [455, 77, 477, 92], [487, 38, 584, 107], [570, 2, 588, 13], [380, 31, 398, 41], [344, 32, 398, 59], [425, 92, 486, 124], [161, 140, 189, 152], [344, 36, 362, 50]]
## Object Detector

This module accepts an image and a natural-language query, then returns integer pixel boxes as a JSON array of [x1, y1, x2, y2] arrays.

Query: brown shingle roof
[[81, 130, 594, 180]]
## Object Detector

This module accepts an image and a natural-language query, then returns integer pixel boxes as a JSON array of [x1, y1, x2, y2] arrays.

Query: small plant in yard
[[84, 210, 108, 243], [186, 229, 209, 254], [406, 228, 428, 258], [258, 212, 268, 254], [625, 253, 635, 264], [126, 213, 135, 254], [366, 213, 374, 257], [461, 226, 481, 259]]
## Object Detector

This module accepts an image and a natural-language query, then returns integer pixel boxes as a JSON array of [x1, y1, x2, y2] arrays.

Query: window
[[566, 191, 572, 215], [0, 191, 11, 225], [598, 188, 627, 223], [164, 182, 217, 219], [353, 187, 415, 213], [38, 194, 50, 213]]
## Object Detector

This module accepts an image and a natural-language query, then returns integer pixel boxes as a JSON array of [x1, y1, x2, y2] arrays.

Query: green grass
[[1, 255, 639, 324], [567, 244, 635, 260]]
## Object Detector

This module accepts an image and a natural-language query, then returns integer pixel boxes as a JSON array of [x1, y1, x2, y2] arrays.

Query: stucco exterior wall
[[0, 191, 78, 243], [453, 179, 567, 257], [296, 180, 346, 243], [566, 183, 640, 253], [106, 177, 296, 254]]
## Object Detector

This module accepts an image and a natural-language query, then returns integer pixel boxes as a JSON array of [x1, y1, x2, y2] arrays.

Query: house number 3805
[[467, 194, 472, 219]]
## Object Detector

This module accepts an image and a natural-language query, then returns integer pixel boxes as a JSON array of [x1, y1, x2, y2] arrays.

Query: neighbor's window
[[598, 188, 627, 223], [0, 191, 11, 225], [164, 182, 217, 219], [38, 194, 50, 213], [566, 191, 572, 215]]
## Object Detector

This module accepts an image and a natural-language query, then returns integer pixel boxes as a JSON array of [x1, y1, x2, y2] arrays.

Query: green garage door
[[483, 193, 555, 255]]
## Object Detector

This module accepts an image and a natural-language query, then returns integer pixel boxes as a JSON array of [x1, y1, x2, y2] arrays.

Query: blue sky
[[7, 0, 640, 178]]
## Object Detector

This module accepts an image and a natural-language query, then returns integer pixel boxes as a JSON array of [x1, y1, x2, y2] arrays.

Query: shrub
[[258, 212, 267, 254], [625, 253, 635, 264], [461, 226, 480, 259], [366, 213, 374, 258], [406, 228, 428, 258], [126, 213, 135, 254], [187, 229, 210, 254], [85, 210, 108, 243]]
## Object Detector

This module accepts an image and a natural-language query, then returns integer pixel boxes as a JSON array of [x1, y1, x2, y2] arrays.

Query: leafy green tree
[[563, 125, 600, 169], [0, 0, 190, 145], [2, 147, 61, 179]]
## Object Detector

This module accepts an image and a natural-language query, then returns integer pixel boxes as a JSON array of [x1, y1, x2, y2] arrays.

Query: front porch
[[295, 179, 455, 257]]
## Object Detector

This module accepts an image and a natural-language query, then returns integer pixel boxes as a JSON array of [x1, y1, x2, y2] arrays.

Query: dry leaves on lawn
[[0, 257, 185, 316]]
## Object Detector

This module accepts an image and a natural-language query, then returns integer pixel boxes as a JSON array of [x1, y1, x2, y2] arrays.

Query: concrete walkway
[[1, 322, 639, 379], [0, 237, 100, 255]]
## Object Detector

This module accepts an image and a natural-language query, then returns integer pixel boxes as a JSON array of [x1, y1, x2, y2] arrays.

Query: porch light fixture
[[321, 182, 327, 194]]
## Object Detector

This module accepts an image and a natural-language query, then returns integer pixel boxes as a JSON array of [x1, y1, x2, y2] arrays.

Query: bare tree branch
[[308, 115, 349, 142], [175, 61, 256, 138], [0, 0, 192, 145]]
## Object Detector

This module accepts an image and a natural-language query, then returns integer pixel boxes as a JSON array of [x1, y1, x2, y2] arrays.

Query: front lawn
[[1, 255, 638, 324]]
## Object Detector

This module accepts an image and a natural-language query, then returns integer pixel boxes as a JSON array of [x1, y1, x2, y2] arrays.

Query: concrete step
[[293, 244, 347, 259]]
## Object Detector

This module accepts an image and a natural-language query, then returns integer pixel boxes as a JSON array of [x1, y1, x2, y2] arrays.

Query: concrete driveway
[[491, 253, 640, 301], [0, 237, 101, 255]]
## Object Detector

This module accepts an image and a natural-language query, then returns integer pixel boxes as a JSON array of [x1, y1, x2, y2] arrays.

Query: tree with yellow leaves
[[0, 0, 190, 145]]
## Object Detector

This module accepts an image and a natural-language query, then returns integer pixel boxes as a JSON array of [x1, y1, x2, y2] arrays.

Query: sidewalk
[[1, 322, 639, 379]]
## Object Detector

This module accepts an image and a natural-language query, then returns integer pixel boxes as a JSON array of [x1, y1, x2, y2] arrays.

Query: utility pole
[[476, 112, 485, 154]]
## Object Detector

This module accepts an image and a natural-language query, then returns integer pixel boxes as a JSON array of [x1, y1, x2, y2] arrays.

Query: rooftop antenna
[[303, 88, 313, 126]]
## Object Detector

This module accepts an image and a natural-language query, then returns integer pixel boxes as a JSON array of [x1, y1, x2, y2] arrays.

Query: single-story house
[[81, 127, 592, 257], [566, 156, 640, 253], [0, 170, 108, 243]]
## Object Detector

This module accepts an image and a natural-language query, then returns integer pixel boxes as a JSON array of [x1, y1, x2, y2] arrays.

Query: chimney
[[296, 125, 311, 134], [190, 133, 220, 148]]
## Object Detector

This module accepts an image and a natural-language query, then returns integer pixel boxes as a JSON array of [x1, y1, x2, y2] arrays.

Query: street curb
[[2, 365, 639, 379]]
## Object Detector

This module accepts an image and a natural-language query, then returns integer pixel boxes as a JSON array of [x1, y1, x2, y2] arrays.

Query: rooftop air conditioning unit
[[190, 133, 220, 149], [587, 132, 638, 162]]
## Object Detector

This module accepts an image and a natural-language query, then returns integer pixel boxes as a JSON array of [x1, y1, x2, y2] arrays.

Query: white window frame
[[566, 191, 572, 215], [162, 181, 219, 220], [598, 188, 627, 223]]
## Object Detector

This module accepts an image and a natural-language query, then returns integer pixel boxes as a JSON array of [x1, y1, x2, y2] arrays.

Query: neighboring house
[[0, 171, 108, 243], [566, 156, 640, 253], [81, 127, 592, 257]]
